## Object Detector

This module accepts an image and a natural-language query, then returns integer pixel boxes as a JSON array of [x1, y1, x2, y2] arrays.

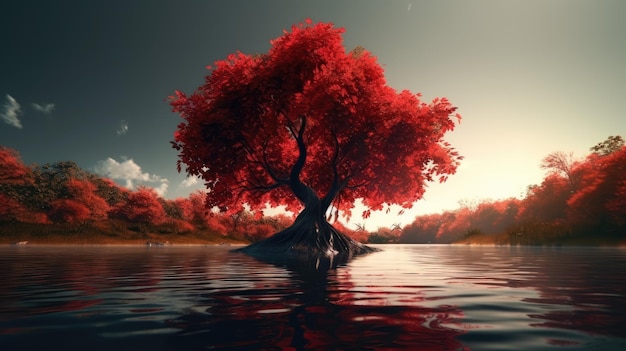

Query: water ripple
[[1, 245, 625, 350]]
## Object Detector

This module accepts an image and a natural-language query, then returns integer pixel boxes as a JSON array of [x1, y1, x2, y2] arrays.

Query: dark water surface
[[1, 245, 625, 350]]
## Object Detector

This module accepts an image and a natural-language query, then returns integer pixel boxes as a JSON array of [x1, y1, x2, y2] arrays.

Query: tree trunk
[[237, 188, 378, 265], [238, 116, 378, 265]]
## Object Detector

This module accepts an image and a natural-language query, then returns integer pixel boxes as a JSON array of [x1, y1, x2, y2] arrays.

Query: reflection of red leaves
[[546, 339, 580, 346], [36, 299, 102, 315], [128, 308, 163, 313]]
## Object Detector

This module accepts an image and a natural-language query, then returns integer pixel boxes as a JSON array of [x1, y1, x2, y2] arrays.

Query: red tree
[[0, 146, 32, 184], [170, 21, 462, 257], [115, 187, 166, 226], [400, 214, 443, 244], [65, 178, 110, 221], [49, 199, 91, 223], [607, 178, 626, 226], [46, 178, 111, 223], [332, 221, 369, 244], [0, 193, 44, 223], [436, 209, 471, 241], [517, 174, 570, 224], [568, 146, 626, 228]]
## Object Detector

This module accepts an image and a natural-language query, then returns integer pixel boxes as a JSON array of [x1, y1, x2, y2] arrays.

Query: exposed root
[[236, 215, 379, 267]]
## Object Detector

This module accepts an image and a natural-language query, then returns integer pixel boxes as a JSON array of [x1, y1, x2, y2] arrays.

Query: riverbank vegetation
[[0, 145, 369, 245], [397, 136, 626, 246], [0, 146, 276, 245], [2, 136, 625, 246]]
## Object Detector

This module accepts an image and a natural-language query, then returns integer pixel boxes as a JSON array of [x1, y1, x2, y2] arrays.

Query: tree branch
[[289, 116, 312, 203], [322, 128, 343, 211]]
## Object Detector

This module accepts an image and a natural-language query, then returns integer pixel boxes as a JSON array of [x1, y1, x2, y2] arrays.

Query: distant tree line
[[0, 147, 300, 242], [2, 135, 624, 245], [396, 136, 626, 244]]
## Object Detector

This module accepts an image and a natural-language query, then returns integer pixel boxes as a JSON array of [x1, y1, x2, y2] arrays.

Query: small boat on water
[[13, 241, 29, 246], [146, 241, 170, 246]]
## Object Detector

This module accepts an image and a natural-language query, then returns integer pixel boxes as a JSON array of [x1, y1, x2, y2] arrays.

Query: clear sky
[[1, 0, 625, 230]]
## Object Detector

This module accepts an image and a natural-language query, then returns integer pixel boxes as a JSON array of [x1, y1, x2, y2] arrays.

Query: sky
[[1, 0, 625, 230]]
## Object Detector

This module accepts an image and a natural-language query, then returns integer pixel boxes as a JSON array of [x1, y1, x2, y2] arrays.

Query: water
[[1, 245, 625, 350]]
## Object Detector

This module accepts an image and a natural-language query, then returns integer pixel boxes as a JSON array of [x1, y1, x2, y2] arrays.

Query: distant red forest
[[0, 146, 360, 244], [396, 136, 626, 245], [1, 136, 625, 245]]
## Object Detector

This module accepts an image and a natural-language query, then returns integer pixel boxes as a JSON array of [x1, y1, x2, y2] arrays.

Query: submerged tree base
[[236, 219, 379, 269]]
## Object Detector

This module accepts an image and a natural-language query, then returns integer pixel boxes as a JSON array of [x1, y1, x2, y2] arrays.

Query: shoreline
[[5, 240, 625, 247], [0, 243, 247, 249], [1, 237, 248, 246], [0, 221, 249, 246]]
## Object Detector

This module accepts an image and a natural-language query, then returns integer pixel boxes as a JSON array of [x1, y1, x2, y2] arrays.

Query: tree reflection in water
[[5, 246, 626, 350], [166, 252, 467, 350]]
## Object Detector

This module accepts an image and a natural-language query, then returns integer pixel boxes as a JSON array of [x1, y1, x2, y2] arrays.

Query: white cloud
[[153, 182, 169, 197], [1, 94, 22, 129], [181, 175, 201, 188], [94, 157, 168, 195], [32, 102, 55, 114], [116, 120, 128, 136]]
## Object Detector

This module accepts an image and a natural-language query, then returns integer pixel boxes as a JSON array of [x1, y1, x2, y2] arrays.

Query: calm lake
[[1, 244, 625, 350]]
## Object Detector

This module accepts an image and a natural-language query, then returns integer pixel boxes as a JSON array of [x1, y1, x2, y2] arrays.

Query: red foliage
[[188, 190, 209, 223], [0, 193, 50, 224], [205, 214, 228, 235], [402, 139, 626, 242], [435, 210, 466, 241], [246, 223, 275, 242], [469, 198, 520, 234], [517, 174, 570, 224], [0, 193, 19, 221], [607, 179, 626, 225], [0, 193, 27, 222], [173, 191, 210, 226], [93, 177, 129, 206], [167, 219, 196, 233], [115, 187, 167, 225], [173, 198, 194, 221], [0, 146, 32, 185], [65, 178, 110, 221], [368, 226, 401, 243], [170, 20, 461, 220], [49, 199, 91, 223], [567, 146, 626, 225], [269, 213, 294, 229], [400, 213, 445, 243], [331, 221, 368, 243], [400, 197, 522, 243]]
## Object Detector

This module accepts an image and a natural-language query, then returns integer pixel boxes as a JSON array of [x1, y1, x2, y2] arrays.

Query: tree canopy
[[170, 20, 462, 223], [400, 136, 626, 245], [590, 135, 624, 156]]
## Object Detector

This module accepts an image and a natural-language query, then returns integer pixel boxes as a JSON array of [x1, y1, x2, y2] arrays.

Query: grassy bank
[[0, 221, 247, 246]]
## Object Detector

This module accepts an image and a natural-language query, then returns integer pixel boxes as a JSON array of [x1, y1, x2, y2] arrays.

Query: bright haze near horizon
[[1, 0, 624, 231]]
